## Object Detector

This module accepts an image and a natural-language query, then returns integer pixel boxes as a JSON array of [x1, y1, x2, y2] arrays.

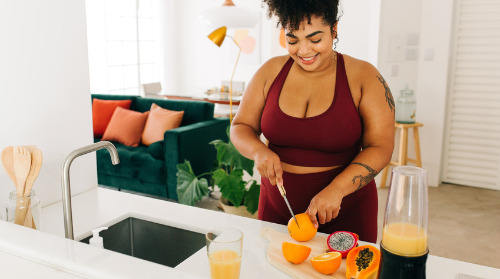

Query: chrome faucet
[[61, 141, 119, 240]]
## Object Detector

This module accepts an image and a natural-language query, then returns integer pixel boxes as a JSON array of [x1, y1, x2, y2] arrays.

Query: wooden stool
[[380, 122, 423, 188]]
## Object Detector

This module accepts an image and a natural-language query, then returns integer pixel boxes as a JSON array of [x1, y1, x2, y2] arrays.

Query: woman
[[230, 0, 394, 243]]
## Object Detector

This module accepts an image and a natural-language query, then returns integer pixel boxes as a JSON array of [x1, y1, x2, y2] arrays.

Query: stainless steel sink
[[80, 218, 206, 267]]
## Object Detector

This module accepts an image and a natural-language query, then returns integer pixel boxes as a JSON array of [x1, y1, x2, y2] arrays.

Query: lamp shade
[[208, 26, 227, 47], [199, 6, 258, 29]]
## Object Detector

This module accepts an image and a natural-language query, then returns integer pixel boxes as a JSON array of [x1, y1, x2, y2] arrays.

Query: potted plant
[[176, 127, 260, 216]]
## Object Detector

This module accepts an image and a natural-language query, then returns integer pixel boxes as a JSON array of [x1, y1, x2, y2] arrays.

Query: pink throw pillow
[[101, 107, 150, 147], [141, 103, 184, 146]]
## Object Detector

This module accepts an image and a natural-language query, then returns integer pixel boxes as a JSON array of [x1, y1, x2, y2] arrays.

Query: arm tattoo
[[351, 162, 378, 191], [376, 75, 395, 113]]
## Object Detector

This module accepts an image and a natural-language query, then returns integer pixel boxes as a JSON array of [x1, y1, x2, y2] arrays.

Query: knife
[[277, 183, 300, 229]]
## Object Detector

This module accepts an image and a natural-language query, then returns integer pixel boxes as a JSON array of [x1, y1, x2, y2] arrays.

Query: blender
[[379, 166, 429, 279]]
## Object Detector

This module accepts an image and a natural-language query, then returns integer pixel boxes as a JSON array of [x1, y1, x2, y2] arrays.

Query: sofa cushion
[[148, 141, 164, 160], [95, 141, 165, 184], [102, 107, 149, 147], [92, 99, 132, 137], [141, 103, 184, 146], [134, 98, 214, 126]]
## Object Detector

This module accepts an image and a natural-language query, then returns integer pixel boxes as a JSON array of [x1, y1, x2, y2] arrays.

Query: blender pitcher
[[379, 166, 429, 279]]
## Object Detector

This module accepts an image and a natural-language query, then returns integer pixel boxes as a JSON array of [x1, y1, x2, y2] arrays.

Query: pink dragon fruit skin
[[327, 231, 359, 258]]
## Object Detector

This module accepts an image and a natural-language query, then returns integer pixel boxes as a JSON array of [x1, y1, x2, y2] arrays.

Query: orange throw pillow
[[92, 99, 132, 137], [141, 103, 184, 146], [102, 107, 150, 147]]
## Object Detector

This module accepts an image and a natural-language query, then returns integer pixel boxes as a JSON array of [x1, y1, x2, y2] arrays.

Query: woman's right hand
[[254, 146, 283, 186]]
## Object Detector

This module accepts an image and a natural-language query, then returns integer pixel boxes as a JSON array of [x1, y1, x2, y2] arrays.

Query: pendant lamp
[[199, 0, 258, 29]]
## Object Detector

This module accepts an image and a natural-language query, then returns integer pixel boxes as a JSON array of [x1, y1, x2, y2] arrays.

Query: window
[[87, 0, 161, 95]]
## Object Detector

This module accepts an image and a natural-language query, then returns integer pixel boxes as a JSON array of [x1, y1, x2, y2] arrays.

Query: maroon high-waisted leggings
[[258, 166, 378, 243]]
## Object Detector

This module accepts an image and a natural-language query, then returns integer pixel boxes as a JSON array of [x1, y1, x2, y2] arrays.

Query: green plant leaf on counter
[[243, 180, 260, 215], [210, 127, 254, 176], [212, 168, 245, 207], [176, 161, 209, 206]]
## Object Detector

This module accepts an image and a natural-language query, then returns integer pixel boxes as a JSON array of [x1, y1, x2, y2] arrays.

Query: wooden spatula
[[13, 146, 31, 225], [1, 146, 17, 187], [23, 148, 42, 229]]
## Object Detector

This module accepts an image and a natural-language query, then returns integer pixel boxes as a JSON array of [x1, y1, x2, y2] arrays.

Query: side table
[[380, 122, 424, 188]]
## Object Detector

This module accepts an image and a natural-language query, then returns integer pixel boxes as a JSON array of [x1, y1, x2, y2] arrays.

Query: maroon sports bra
[[261, 53, 362, 167]]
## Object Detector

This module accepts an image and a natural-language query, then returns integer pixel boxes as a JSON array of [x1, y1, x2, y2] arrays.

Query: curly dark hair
[[262, 0, 341, 32]]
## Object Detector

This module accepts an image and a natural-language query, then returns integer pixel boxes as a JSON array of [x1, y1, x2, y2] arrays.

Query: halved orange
[[287, 213, 317, 242], [282, 242, 312, 264], [310, 252, 342, 275]]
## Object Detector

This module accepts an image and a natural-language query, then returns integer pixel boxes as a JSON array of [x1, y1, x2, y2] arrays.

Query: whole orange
[[310, 252, 342, 275], [287, 213, 317, 242], [282, 242, 312, 264]]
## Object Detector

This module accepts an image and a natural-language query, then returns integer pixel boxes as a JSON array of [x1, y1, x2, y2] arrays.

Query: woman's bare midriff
[[281, 162, 341, 174]]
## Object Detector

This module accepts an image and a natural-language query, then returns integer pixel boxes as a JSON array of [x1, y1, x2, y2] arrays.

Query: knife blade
[[277, 183, 300, 229]]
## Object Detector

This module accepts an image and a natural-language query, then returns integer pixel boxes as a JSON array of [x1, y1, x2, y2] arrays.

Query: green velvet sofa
[[91, 94, 229, 200]]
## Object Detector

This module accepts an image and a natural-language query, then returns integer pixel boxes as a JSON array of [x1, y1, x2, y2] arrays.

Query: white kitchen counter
[[0, 187, 498, 278]]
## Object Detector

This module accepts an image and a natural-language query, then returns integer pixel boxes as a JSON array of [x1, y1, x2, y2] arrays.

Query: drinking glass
[[206, 228, 243, 279]]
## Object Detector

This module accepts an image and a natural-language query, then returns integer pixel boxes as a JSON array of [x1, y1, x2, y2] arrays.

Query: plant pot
[[218, 197, 258, 219]]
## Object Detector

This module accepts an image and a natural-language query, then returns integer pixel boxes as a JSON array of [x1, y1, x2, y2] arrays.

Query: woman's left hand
[[306, 185, 345, 229]]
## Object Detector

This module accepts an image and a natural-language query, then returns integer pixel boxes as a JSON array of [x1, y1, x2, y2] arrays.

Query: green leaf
[[243, 181, 260, 215], [176, 161, 209, 206], [208, 159, 221, 188], [210, 140, 254, 176], [212, 169, 245, 207]]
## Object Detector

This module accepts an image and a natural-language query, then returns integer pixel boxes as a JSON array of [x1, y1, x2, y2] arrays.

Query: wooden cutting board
[[260, 227, 346, 279]]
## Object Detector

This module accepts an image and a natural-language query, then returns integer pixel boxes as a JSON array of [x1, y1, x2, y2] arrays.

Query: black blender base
[[378, 245, 428, 279]]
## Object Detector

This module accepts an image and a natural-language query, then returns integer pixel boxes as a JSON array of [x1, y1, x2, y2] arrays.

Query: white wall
[[86, 0, 109, 94], [377, 0, 423, 97], [0, 0, 97, 219], [337, 0, 381, 65], [374, 0, 423, 187], [165, 0, 379, 95], [159, 0, 181, 94], [415, 0, 454, 186], [375, 0, 454, 187], [163, 0, 271, 95]]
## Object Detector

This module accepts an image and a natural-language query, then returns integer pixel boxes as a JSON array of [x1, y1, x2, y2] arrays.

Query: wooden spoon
[[23, 148, 42, 229], [2, 146, 38, 227], [13, 146, 31, 225], [1, 146, 17, 187], [23, 148, 42, 196]]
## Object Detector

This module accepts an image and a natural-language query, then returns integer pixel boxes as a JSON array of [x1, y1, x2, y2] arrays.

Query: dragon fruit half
[[327, 231, 359, 258]]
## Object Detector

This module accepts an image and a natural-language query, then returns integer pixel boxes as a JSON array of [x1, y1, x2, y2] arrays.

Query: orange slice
[[282, 242, 312, 264], [310, 252, 342, 275], [287, 213, 317, 242]]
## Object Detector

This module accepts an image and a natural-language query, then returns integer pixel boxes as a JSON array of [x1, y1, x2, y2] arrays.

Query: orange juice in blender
[[208, 249, 241, 279], [382, 222, 428, 255], [206, 228, 243, 279]]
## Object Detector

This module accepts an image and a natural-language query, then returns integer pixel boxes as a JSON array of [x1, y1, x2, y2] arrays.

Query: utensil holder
[[6, 190, 41, 230]]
